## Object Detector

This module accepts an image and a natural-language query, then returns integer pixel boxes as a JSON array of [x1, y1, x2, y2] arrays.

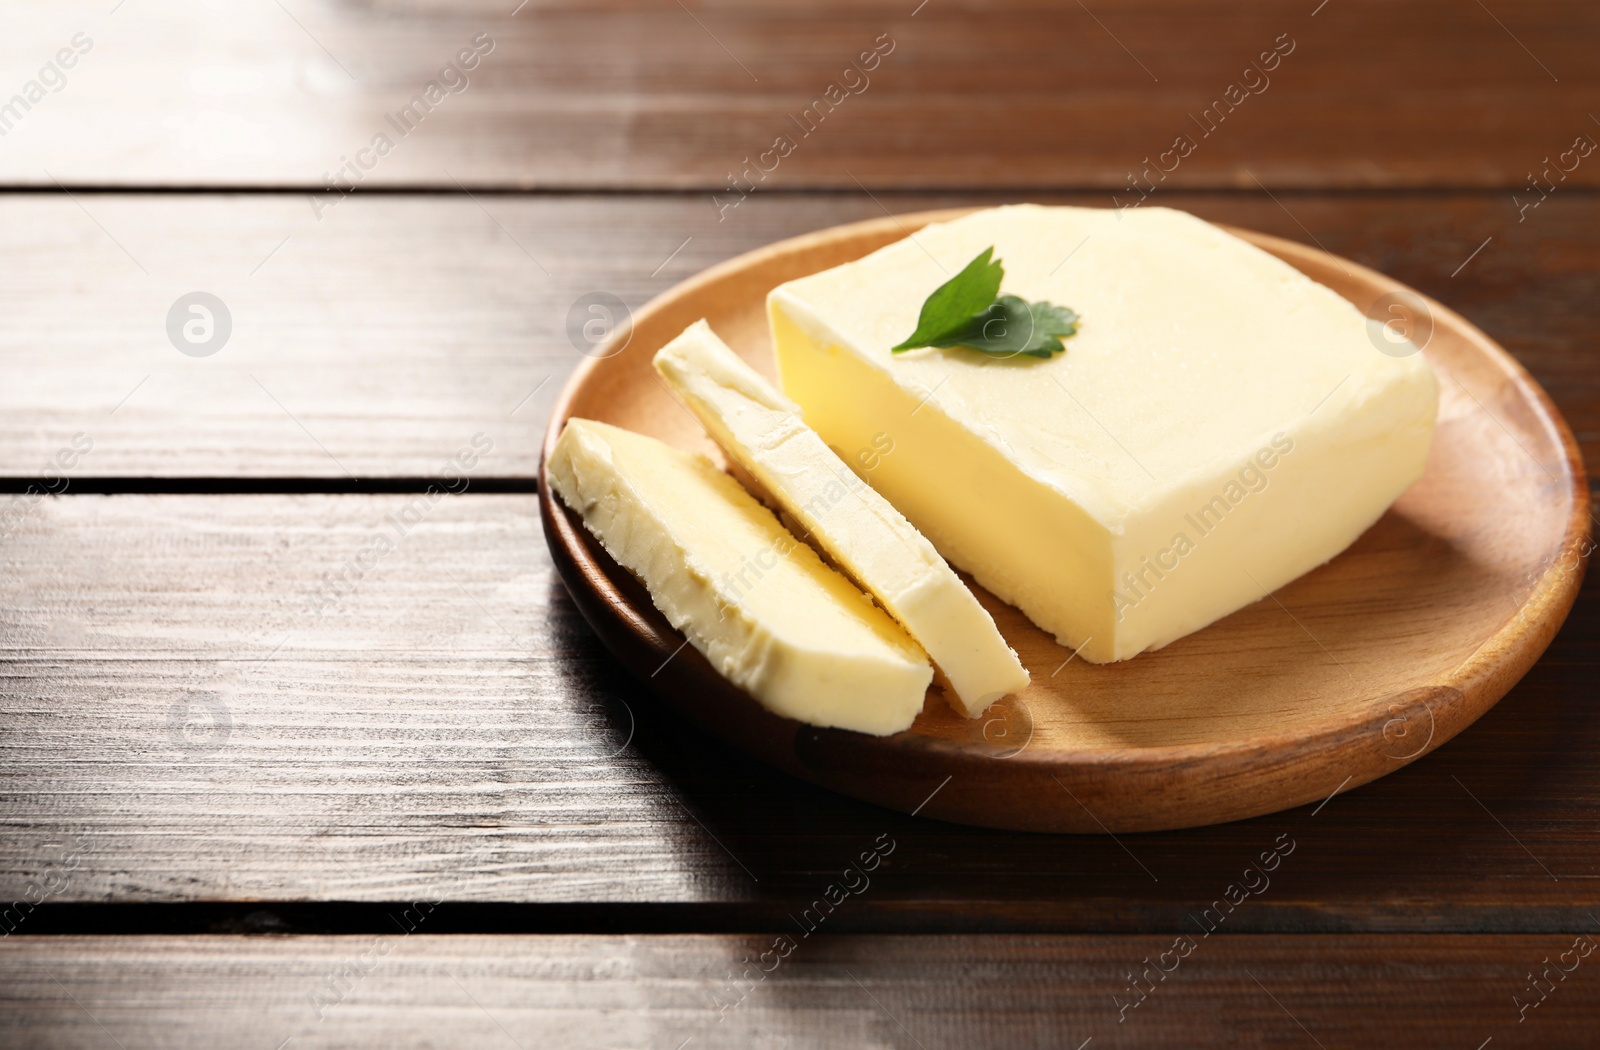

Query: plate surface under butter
[[539, 209, 1588, 833]]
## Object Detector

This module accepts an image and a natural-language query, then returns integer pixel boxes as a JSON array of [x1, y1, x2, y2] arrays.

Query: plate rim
[[538, 207, 1591, 826]]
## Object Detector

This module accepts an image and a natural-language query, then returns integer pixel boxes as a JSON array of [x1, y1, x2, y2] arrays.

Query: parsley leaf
[[891, 248, 1079, 359], [932, 296, 1080, 359], [890, 247, 1002, 352]]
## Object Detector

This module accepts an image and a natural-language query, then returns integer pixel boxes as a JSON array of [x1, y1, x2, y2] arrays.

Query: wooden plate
[[538, 209, 1589, 833]]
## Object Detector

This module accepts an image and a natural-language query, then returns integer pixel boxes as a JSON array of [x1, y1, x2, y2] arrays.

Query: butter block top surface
[[769, 204, 1439, 525]]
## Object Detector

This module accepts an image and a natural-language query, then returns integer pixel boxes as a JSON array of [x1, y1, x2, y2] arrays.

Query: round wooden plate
[[539, 209, 1589, 833]]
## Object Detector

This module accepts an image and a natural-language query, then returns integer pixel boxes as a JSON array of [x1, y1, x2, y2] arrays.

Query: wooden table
[[2, 1, 1597, 1045]]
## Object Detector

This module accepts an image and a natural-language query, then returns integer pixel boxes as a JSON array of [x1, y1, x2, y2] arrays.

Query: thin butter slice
[[768, 204, 1439, 662], [548, 418, 932, 735], [654, 320, 1029, 718]]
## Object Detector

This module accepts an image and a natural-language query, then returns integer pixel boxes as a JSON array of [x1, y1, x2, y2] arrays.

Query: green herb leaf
[[891, 248, 1079, 359], [890, 247, 1002, 352], [1019, 298, 1081, 357], [921, 296, 1080, 358]]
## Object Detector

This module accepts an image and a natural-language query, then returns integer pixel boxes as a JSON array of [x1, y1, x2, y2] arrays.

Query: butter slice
[[548, 418, 932, 734], [768, 205, 1440, 662], [654, 320, 1029, 718]]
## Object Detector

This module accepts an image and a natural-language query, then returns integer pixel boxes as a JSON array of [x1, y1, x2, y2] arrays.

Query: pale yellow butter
[[548, 418, 932, 734], [768, 205, 1439, 662], [654, 320, 1029, 717]]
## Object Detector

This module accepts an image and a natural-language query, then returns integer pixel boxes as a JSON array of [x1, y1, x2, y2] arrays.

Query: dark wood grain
[[2, 1, 1596, 190], [3, 1, 1596, 1041], [1, 191, 1597, 480], [0, 494, 1595, 931], [5, 933, 1599, 1048]]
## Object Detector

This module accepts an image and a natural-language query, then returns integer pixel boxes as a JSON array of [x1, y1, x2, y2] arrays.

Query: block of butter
[[768, 205, 1439, 662], [548, 418, 933, 734], [654, 320, 1030, 718]]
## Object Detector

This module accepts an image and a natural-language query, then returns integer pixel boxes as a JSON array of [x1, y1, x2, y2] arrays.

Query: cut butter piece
[[654, 319, 1030, 718], [768, 204, 1440, 663], [547, 418, 933, 735]]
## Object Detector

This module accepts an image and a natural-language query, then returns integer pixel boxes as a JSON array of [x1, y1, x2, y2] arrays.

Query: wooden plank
[[2, 1, 1595, 190], [1, 494, 1596, 928], [4, 933, 1598, 1047], [1, 191, 1597, 480], [0, 192, 864, 480]]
